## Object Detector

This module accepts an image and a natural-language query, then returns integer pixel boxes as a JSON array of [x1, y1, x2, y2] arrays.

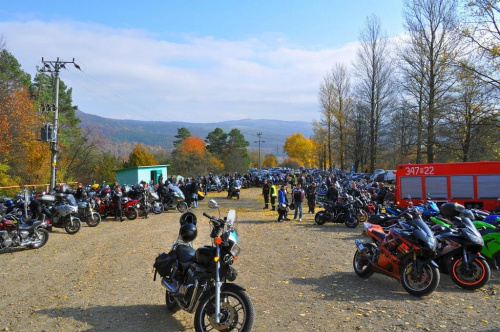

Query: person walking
[[269, 181, 278, 211], [277, 185, 288, 222], [292, 183, 305, 221], [112, 184, 124, 222], [306, 182, 317, 214], [262, 179, 270, 209]]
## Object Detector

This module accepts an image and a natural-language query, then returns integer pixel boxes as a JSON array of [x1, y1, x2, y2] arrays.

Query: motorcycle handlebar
[[203, 212, 223, 227]]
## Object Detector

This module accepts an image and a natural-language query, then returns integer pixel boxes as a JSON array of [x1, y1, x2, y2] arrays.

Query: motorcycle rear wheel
[[177, 202, 188, 213], [450, 256, 490, 290], [30, 228, 49, 249], [65, 218, 81, 235], [125, 208, 138, 220], [165, 290, 179, 313], [400, 260, 440, 296], [194, 286, 254, 332], [314, 211, 327, 225], [85, 212, 101, 227], [353, 243, 375, 278]]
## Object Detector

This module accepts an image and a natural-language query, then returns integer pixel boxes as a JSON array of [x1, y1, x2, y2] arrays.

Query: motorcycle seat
[[176, 244, 195, 263], [372, 230, 386, 240], [20, 220, 42, 229]]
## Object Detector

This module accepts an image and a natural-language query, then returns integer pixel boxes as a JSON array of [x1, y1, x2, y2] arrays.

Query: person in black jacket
[[306, 182, 317, 214], [326, 182, 339, 203], [262, 179, 270, 209], [112, 184, 124, 221]]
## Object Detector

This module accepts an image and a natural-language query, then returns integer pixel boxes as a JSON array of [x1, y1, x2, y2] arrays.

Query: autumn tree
[[283, 133, 314, 167], [128, 143, 158, 166], [172, 136, 209, 176], [262, 153, 278, 168], [280, 157, 301, 169]]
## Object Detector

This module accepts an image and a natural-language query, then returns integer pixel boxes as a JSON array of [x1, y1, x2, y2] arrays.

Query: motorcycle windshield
[[411, 217, 437, 251], [67, 194, 77, 206], [459, 217, 484, 246]]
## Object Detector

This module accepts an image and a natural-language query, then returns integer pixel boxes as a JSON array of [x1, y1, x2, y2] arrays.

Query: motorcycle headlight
[[229, 243, 241, 258], [136, 203, 140, 208]]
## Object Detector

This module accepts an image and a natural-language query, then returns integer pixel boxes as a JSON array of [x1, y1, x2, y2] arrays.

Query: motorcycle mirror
[[208, 199, 219, 209]]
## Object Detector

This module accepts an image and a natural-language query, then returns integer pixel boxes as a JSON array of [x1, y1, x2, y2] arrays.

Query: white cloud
[[0, 19, 359, 122]]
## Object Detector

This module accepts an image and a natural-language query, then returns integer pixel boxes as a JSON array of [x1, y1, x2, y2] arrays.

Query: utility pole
[[254, 132, 265, 170], [40, 57, 81, 190]]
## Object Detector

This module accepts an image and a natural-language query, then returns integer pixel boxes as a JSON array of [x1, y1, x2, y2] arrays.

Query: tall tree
[[283, 133, 314, 167], [402, 0, 461, 163], [353, 15, 393, 172], [205, 127, 227, 159], [128, 143, 158, 166], [173, 127, 191, 148]]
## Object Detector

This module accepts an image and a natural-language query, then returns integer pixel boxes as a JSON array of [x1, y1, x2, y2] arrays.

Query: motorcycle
[[314, 195, 359, 228], [0, 216, 49, 250], [430, 211, 491, 290], [38, 193, 82, 235], [353, 208, 440, 296], [76, 195, 101, 227], [159, 184, 188, 213], [227, 181, 241, 200], [153, 200, 254, 332], [96, 195, 139, 220]]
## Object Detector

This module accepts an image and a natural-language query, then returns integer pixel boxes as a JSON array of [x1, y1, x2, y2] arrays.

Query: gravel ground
[[1, 187, 500, 332]]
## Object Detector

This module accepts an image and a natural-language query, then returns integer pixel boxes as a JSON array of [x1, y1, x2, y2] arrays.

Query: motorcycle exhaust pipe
[[161, 278, 179, 294]]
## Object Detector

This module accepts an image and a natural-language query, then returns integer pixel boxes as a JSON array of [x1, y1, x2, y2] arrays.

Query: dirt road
[[1, 188, 499, 331]]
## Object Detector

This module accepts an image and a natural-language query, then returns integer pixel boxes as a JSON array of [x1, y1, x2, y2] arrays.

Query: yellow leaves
[[283, 132, 314, 167], [128, 143, 157, 166], [279, 280, 289, 284]]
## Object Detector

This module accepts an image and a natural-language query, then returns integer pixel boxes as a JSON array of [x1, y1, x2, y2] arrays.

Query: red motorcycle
[[96, 196, 139, 220], [0, 217, 49, 250], [353, 209, 440, 296]]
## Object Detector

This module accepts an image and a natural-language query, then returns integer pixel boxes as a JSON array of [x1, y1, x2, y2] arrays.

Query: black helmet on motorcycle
[[440, 202, 464, 218], [179, 222, 197, 242], [179, 211, 197, 226]]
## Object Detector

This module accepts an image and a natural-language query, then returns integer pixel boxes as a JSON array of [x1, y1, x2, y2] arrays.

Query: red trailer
[[395, 161, 500, 210]]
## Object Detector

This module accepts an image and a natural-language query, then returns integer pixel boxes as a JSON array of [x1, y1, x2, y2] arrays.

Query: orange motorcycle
[[353, 210, 440, 296]]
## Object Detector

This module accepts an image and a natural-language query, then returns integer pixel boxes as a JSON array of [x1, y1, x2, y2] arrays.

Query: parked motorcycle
[[314, 195, 359, 228], [38, 193, 82, 234], [431, 211, 491, 290], [0, 216, 49, 250], [353, 208, 440, 296], [153, 200, 254, 332], [76, 195, 101, 227], [158, 184, 188, 213]]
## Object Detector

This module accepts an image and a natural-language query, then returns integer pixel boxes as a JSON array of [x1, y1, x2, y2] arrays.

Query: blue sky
[[0, 1, 404, 122]]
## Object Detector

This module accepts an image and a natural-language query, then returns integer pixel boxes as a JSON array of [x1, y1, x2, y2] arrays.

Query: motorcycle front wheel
[[344, 214, 359, 228], [65, 218, 81, 235], [29, 228, 49, 249], [450, 256, 491, 290], [400, 260, 440, 296], [85, 212, 101, 227], [194, 286, 254, 332], [314, 211, 327, 225], [152, 202, 163, 214], [177, 202, 188, 213], [357, 209, 368, 223], [125, 208, 138, 220]]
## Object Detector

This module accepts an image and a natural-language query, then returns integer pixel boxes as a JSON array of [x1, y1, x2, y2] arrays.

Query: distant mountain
[[76, 110, 314, 156]]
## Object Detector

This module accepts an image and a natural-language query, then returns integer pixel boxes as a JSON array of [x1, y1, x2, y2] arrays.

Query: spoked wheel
[[357, 209, 368, 223], [353, 243, 376, 278], [450, 256, 491, 290], [400, 260, 440, 296], [64, 218, 81, 235], [29, 228, 49, 249], [344, 214, 359, 228], [194, 286, 254, 332], [85, 212, 101, 227], [152, 202, 163, 214]]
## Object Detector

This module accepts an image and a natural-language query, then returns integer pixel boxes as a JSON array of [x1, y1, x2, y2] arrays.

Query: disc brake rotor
[[208, 302, 238, 331]]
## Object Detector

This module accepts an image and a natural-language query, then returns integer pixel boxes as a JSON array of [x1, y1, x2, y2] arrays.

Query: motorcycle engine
[[1, 231, 20, 248]]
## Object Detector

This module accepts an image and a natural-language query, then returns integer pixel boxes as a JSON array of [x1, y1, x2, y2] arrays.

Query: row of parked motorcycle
[[0, 181, 195, 251], [353, 196, 500, 296]]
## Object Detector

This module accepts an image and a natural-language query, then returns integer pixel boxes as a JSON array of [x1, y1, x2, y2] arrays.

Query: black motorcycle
[[314, 195, 359, 228], [153, 200, 254, 332], [431, 208, 491, 290]]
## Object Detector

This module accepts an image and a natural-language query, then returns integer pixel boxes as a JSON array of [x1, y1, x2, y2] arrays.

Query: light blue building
[[115, 165, 169, 185]]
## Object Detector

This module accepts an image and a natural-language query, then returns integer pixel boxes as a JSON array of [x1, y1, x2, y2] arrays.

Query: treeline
[[312, 0, 500, 172]]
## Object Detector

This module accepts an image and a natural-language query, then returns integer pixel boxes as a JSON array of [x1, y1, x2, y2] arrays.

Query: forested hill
[[76, 110, 314, 154]]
